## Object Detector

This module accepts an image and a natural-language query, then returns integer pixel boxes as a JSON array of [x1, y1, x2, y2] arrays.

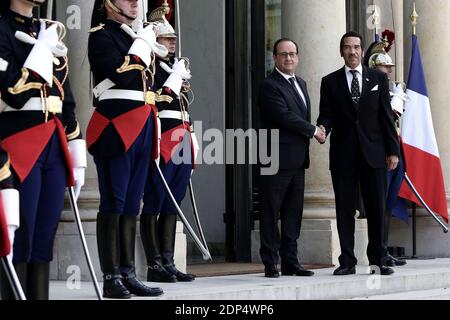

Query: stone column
[[282, 0, 346, 199], [57, 0, 100, 256], [255, 0, 368, 265], [56, 0, 98, 199], [50, 0, 99, 280]]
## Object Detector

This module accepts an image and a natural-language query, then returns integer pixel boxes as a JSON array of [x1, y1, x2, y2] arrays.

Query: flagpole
[[411, 3, 418, 36], [408, 3, 420, 260], [372, 7, 380, 41], [46, 0, 54, 19]]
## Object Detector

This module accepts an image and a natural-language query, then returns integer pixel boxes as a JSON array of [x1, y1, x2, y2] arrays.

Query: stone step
[[47, 258, 450, 300], [351, 287, 450, 300]]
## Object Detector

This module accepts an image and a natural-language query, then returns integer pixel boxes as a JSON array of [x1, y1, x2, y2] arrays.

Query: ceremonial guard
[[364, 33, 408, 267], [0, 0, 86, 300], [87, 0, 167, 298], [1, 58, 20, 265], [140, 8, 197, 283]]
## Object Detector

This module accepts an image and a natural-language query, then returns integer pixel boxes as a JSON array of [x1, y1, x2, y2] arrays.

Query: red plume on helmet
[[381, 29, 395, 53]]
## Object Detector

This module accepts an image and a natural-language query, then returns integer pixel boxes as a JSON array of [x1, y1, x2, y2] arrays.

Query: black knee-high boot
[[383, 210, 406, 266], [140, 215, 176, 283], [120, 215, 163, 296], [27, 262, 49, 300], [159, 215, 195, 282], [96, 213, 131, 299], [0, 262, 27, 300]]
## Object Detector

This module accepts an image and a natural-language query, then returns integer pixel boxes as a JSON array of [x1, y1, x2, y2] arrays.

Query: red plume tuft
[[381, 29, 395, 53]]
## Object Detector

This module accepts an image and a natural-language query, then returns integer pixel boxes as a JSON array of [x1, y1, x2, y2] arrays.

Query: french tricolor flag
[[398, 35, 448, 223]]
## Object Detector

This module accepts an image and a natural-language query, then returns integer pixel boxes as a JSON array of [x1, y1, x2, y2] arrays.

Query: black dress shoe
[[333, 266, 356, 276], [385, 257, 395, 267], [122, 271, 164, 296], [103, 274, 132, 299], [281, 265, 314, 276], [147, 261, 177, 283], [264, 265, 280, 278], [380, 266, 394, 275], [386, 255, 407, 267], [394, 258, 407, 266], [165, 264, 196, 282], [370, 265, 394, 276]]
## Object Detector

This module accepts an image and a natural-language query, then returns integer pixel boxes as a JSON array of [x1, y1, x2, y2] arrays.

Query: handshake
[[314, 125, 327, 144]]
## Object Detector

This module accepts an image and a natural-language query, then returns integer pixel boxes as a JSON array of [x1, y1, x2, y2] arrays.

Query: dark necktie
[[289, 77, 306, 109], [350, 70, 360, 106]]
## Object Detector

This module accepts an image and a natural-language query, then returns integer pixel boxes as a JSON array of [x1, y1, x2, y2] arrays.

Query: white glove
[[392, 82, 405, 95], [68, 139, 87, 201], [72, 167, 85, 201], [124, 20, 168, 66], [161, 59, 192, 96], [0, 57, 8, 72], [19, 22, 61, 85], [15, 22, 68, 58], [160, 58, 192, 79], [1, 189, 19, 261], [191, 131, 200, 165], [391, 83, 408, 115]]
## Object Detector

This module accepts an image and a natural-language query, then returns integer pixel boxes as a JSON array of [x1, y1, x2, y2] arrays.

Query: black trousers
[[331, 155, 388, 267], [259, 168, 305, 267]]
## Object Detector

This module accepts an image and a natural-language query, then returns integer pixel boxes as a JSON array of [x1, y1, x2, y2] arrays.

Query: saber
[[68, 187, 103, 300], [0, 257, 26, 300], [174, 0, 181, 57], [46, 0, 54, 19], [404, 173, 448, 233], [188, 180, 208, 249], [171, 0, 207, 254], [153, 161, 211, 261]]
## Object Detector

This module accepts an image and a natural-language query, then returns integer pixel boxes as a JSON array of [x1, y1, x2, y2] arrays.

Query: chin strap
[[105, 0, 135, 21], [26, 0, 43, 5]]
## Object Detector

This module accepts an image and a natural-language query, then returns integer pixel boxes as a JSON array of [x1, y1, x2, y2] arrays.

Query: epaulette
[[89, 23, 105, 33]]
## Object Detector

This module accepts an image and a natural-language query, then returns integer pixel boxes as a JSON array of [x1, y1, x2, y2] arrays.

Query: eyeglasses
[[342, 45, 362, 51], [276, 52, 298, 59]]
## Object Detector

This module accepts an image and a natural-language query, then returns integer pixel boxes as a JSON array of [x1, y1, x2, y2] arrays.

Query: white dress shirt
[[275, 68, 307, 107], [344, 64, 363, 94]]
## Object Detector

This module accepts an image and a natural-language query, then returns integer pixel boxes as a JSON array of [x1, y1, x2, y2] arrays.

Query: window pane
[[265, 0, 282, 76]]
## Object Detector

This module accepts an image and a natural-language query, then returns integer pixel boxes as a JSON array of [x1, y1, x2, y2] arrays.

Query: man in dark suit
[[259, 38, 326, 278], [317, 31, 400, 276]]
